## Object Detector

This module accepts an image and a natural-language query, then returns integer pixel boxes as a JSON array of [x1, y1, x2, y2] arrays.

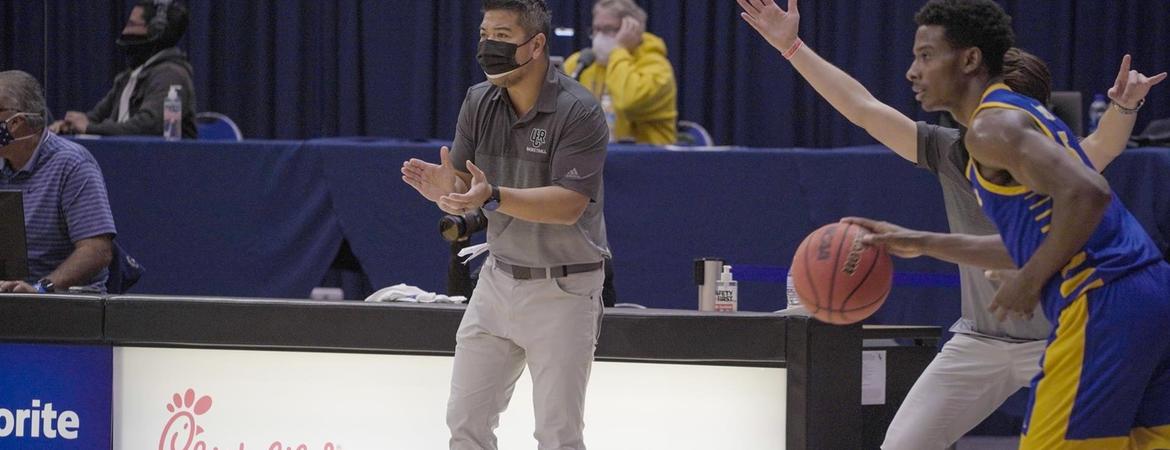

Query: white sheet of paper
[[862, 350, 887, 405]]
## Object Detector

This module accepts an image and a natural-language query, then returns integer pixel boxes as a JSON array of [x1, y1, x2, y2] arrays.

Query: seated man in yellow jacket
[[564, 0, 677, 145]]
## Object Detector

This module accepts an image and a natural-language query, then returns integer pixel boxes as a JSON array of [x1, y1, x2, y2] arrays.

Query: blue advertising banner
[[0, 343, 111, 449]]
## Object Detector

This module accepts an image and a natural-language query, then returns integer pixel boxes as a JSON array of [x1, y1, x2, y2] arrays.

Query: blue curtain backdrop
[[2, 0, 1168, 147]]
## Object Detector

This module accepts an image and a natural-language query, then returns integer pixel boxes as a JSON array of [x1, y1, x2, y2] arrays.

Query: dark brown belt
[[494, 260, 603, 280]]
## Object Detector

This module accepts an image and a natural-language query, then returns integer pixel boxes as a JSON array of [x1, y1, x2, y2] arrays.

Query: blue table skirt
[[82, 137, 1170, 330]]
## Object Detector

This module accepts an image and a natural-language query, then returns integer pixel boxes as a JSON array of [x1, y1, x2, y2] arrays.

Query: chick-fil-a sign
[[159, 389, 337, 450]]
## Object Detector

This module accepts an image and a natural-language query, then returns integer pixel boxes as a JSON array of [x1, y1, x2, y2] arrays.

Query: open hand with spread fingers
[[737, 0, 801, 53]]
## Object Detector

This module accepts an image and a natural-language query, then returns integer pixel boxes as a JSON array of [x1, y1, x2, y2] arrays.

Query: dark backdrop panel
[[86, 137, 345, 298], [3, 1, 1169, 146], [307, 137, 454, 294], [76, 138, 1170, 327]]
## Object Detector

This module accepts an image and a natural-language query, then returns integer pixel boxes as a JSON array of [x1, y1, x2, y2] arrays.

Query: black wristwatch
[[483, 184, 501, 211], [34, 278, 55, 294]]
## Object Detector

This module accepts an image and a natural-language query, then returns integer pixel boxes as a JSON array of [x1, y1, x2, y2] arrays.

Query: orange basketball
[[790, 222, 893, 324]]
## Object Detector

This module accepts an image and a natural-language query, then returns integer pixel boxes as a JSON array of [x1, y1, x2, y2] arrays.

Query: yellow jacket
[[564, 32, 678, 145]]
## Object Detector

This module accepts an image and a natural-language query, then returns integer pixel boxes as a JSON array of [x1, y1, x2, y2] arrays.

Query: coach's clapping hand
[[440, 161, 491, 215], [402, 146, 461, 213], [0, 281, 37, 293]]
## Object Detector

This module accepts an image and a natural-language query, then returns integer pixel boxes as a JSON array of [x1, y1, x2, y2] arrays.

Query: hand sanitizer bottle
[[715, 265, 738, 312], [786, 272, 802, 308]]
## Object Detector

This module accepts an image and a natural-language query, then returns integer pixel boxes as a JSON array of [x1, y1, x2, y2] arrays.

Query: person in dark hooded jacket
[[51, 0, 197, 139]]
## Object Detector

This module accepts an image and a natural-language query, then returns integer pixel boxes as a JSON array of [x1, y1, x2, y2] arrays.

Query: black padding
[[104, 296, 465, 354], [102, 296, 787, 364], [0, 294, 105, 343], [598, 308, 786, 365]]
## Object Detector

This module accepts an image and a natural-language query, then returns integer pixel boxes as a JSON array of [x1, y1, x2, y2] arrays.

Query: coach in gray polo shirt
[[0, 71, 116, 294], [401, 1, 609, 448]]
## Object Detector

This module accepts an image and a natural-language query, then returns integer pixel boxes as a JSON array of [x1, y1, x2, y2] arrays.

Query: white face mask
[[591, 33, 618, 64]]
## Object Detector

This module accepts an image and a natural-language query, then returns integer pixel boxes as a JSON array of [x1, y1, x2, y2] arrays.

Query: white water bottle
[[1088, 93, 1107, 134], [601, 93, 617, 143], [786, 272, 802, 308], [163, 85, 182, 141]]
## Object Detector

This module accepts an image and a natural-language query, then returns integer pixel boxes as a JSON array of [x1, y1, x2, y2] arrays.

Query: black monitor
[[0, 190, 29, 281]]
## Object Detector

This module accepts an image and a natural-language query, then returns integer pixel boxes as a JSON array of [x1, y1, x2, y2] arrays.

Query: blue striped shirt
[[0, 131, 117, 290]]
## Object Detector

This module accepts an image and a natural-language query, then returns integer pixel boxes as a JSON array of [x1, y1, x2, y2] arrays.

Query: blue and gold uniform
[[968, 83, 1170, 449]]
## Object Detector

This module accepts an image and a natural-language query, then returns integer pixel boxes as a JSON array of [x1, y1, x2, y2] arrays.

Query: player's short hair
[[915, 0, 1014, 76]]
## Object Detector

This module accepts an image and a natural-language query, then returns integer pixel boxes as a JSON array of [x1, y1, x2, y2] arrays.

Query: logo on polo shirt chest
[[526, 128, 548, 155]]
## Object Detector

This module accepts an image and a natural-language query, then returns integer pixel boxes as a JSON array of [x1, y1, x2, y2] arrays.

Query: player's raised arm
[[1080, 54, 1167, 170], [738, 0, 918, 161]]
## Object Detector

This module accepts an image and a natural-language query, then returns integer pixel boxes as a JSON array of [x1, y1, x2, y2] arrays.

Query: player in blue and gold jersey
[[967, 83, 1170, 450], [883, 0, 1170, 448]]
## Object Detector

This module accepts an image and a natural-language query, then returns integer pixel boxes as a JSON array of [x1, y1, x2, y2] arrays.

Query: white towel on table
[[364, 284, 467, 304]]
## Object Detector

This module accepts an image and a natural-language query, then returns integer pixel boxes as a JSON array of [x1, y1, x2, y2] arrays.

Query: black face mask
[[476, 34, 538, 80], [117, 33, 157, 68]]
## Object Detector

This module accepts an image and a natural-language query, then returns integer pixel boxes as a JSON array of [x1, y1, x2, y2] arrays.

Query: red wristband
[[782, 38, 804, 60]]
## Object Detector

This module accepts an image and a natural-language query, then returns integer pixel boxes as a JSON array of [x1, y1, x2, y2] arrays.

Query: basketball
[[790, 222, 893, 325]]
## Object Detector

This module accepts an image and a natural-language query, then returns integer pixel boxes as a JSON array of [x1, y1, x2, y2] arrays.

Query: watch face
[[35, 279, 53, 293]]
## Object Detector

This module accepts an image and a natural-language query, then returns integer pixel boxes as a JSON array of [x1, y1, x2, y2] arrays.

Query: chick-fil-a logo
[[159, 389, 337, 450]]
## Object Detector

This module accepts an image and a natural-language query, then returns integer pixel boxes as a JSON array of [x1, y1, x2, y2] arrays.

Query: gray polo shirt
[[916, 122, 1051, 342], [450, 64, 610, 268]]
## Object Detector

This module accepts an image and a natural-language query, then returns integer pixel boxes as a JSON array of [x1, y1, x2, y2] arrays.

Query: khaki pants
[[882, 333, 1046, 450], [448, 257, 604, 450]]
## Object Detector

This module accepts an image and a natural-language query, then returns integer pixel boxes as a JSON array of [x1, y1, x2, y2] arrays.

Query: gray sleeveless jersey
[[916, 122, 1051, 342]]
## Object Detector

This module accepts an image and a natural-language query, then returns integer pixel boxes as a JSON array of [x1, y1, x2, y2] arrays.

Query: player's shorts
[[1020, 262, 1170, 450]]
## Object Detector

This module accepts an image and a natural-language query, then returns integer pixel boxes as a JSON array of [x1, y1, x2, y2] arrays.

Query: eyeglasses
[[589, 26, 620, 37]]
